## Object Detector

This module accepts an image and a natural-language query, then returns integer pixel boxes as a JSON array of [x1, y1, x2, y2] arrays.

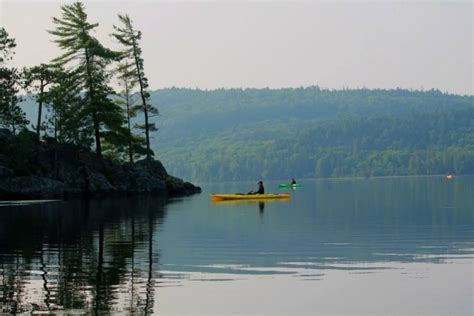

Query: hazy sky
[[1, 0, 472, 94]]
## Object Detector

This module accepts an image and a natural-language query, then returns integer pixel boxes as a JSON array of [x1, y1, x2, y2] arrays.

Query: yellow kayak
[[211, 199, 290, 205], [210, 193, 291, 201]]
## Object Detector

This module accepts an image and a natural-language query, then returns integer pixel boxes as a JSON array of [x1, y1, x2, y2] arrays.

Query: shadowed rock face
[[0, 131, 201, 199]]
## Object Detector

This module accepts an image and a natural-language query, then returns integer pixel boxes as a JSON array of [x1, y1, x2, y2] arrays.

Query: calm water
[[0, 177, 473, 315]]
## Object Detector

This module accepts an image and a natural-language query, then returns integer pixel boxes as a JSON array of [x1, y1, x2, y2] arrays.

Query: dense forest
[[143, 87, 473, 181], [19, 86, 474, 182]]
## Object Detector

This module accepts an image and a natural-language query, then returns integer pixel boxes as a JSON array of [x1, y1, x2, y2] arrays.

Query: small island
[[0, 129, 201, 199], [0, 3, 200, 200]]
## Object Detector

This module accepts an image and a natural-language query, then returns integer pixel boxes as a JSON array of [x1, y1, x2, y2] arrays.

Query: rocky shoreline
[[0, 130, 201, 199]]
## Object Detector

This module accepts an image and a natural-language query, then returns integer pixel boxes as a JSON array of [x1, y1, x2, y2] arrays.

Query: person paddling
[[291, 178, 296, 185], [249, 180, 265, 194]]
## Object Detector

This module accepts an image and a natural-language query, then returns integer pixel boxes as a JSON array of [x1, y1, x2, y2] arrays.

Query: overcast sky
[[1, 0, 472, 95]]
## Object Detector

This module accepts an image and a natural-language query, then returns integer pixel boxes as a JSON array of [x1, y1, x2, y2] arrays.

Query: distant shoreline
[[197, 173, 470, 186]]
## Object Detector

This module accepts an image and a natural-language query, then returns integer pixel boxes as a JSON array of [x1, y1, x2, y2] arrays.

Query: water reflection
[[258, 202, 265, 221], [0, 177, 473, 314], [0, 197, 167, 314], [211, 199, 275, 221]]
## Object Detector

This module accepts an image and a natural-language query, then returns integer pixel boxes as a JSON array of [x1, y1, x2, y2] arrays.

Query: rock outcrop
[[0, 130, 201, 199]]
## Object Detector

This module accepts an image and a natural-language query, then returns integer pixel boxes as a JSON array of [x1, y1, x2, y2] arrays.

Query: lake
[[0, 176, 473, 315]]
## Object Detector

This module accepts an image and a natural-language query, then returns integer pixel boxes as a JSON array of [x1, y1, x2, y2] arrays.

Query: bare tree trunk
[[36, 81, 44, 142], [132, 42, 151, 160]]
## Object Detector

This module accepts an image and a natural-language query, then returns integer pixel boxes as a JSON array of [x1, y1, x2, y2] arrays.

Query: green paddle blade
[[279, 183, 303, 188]]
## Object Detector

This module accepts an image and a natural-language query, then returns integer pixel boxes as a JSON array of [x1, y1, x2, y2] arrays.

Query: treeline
[[0, 1, 157, 162], [147, 87, 474, 181]]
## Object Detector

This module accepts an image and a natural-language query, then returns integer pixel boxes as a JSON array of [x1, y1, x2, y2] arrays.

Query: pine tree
[[114, 62, 148, 162], [113, 14, 158, 159], [43, 68, 90, 146], [0, 27, 28, 134], [0, 27, 15, 64], [23, 64, 55, 141], [49, 1, 122, 158]]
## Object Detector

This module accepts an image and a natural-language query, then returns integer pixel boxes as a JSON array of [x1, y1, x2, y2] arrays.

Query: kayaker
[[249, 180, 265, 194], [291, 178, 296, 185]]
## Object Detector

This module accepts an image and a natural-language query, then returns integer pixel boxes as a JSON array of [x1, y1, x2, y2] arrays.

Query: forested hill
[[21, 87, 474, 181], [146, 87, 473, 181]]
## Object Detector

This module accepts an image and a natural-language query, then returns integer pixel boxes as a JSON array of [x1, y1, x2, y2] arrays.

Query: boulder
[[0, 137, 201, 199], [165, 175, 201, 196], [102, 159, 132, 191], [63, 166, 115, 195], [122, 159, 169, 193], [132, 177, 167, 192], [0, 176, 65, 198], [0, 166, 13, 178], [131, 159, 168, 178]]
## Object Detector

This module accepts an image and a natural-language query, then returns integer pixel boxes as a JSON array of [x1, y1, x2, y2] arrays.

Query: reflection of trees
[[145, 207, 155, 314], [1, 256, 31, 314], [0, 196, 168, 314]]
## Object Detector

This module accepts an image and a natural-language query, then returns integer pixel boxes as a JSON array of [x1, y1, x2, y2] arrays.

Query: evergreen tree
[[43, 68, 91, 146], [0, 27, 15, 64], [23, 64, 55, 140], [0, 27, 28, 134], [49, 1, 122, 158], [114, 62, 147, 162], [113, 14, 157, 159]]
